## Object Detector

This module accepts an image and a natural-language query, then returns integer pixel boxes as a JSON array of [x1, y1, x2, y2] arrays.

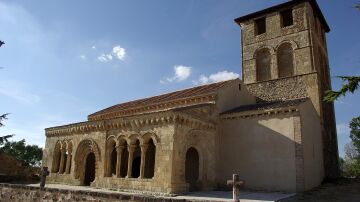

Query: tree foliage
[[0, 113, 14, 145], [355, 3, 360, 11], [324, 76, 360, 102], [341, 117, 360, 177], [0, 139, 43, 167], [350, 116, 360, 155], [342, 142, 360, 177]]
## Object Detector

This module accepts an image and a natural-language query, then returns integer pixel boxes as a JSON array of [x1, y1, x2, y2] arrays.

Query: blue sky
[[0, 0, 359, 157]]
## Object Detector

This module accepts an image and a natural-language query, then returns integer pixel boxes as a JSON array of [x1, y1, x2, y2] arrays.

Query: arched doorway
[[84, 152, 95, 186], [185, 147, 199, 191], [74, 139, 101, 186]]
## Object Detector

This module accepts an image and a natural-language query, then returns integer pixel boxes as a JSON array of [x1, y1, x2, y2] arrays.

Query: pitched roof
[[88, 79, 237, 121], [221, 98, 308, 115], [234, 0, 330, 33]]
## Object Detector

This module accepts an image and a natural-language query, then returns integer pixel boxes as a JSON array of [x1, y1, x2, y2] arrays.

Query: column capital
[[116, 145, 125, 153], [127, 145, 136, 152], [140, 144, 149, 152]]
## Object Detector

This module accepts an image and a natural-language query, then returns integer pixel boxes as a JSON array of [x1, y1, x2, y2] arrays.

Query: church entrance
[[84, 152, 95, 186], [185, 147, 199, 191]]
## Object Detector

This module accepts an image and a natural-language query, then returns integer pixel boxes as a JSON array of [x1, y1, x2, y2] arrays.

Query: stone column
[[139, 144, 149, 179], [116, 146, 124, 178], [58, 148, 66, 174], [65, 150, 72, 174], [106, 150, 111, 177], [126, 145, 136, 178]]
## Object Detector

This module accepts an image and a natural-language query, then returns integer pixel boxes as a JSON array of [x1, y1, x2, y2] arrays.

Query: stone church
[[43, 0, 339, 194]]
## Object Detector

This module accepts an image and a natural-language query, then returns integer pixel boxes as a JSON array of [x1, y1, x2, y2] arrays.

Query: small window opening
[[255, 17, 266, 35], [281, 9, 293, 27]]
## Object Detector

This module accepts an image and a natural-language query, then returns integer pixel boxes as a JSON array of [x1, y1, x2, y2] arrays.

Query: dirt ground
[[280, 178, 360, 202]]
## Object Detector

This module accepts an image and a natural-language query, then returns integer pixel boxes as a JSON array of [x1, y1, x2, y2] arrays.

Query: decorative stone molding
[[221, 107, 299, 120], [73, 139, 101, 181], [46, 111, 216, 137]]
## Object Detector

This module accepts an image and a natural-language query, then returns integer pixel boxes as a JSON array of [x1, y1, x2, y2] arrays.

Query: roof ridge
[[88, 79, 239, 118]]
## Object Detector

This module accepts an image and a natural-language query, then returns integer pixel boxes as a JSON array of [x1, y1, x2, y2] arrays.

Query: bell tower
[[235, 0, 339, 178]]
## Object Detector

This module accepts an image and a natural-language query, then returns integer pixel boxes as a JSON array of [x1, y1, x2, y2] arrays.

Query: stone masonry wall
[[0, 183, 194, 202], [43, 117, 178, 193], [241, 3, 313, 84], [239, 0, 339, 179], [246, 75, 308, 102], [171, 124, 217, 192]]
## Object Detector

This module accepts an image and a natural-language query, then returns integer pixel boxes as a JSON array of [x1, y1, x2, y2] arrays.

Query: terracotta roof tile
[[88, 79, 237, 120], [221, 98, 308, 115]]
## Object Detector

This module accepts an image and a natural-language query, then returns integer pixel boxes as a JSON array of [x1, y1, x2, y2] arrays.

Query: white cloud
[[97, 45, 126, 62], [97, 53, 113, 62], [80, 55, 86, 60], [98, 54, 109, 62], [91, 46, 96, 49], [106, 54, 113, 60], [194, 70, 239, 85], [162, 65, 192, 83], [112, 46, 126, 61]]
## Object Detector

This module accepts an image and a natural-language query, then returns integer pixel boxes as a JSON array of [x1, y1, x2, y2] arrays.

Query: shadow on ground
[[279, 178, 360, 202]]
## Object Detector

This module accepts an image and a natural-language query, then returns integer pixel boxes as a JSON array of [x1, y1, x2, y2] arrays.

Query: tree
[[324, 76, 360, 102], [0, 139, 43, 167], [342, 142, 360, 177], [0, 113, 14, 145], [350, 116, 360, 155]]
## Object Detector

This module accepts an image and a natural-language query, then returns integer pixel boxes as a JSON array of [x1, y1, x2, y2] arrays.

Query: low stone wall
[[0, 151, 40, 183], [0, 183, 187, 202]]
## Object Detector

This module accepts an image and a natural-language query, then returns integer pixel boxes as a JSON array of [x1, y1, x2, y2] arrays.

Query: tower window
[[255, 17, 266, 35], [256, 48, 272, 81], [281, 9, 293, 27], [277, 43, 294, 78]]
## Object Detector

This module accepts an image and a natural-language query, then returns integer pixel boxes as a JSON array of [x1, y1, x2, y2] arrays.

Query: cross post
[[227, 174, 244, 202]]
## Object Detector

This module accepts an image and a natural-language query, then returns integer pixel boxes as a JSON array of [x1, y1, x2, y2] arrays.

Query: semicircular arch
[[73, 139, 101, 181]]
